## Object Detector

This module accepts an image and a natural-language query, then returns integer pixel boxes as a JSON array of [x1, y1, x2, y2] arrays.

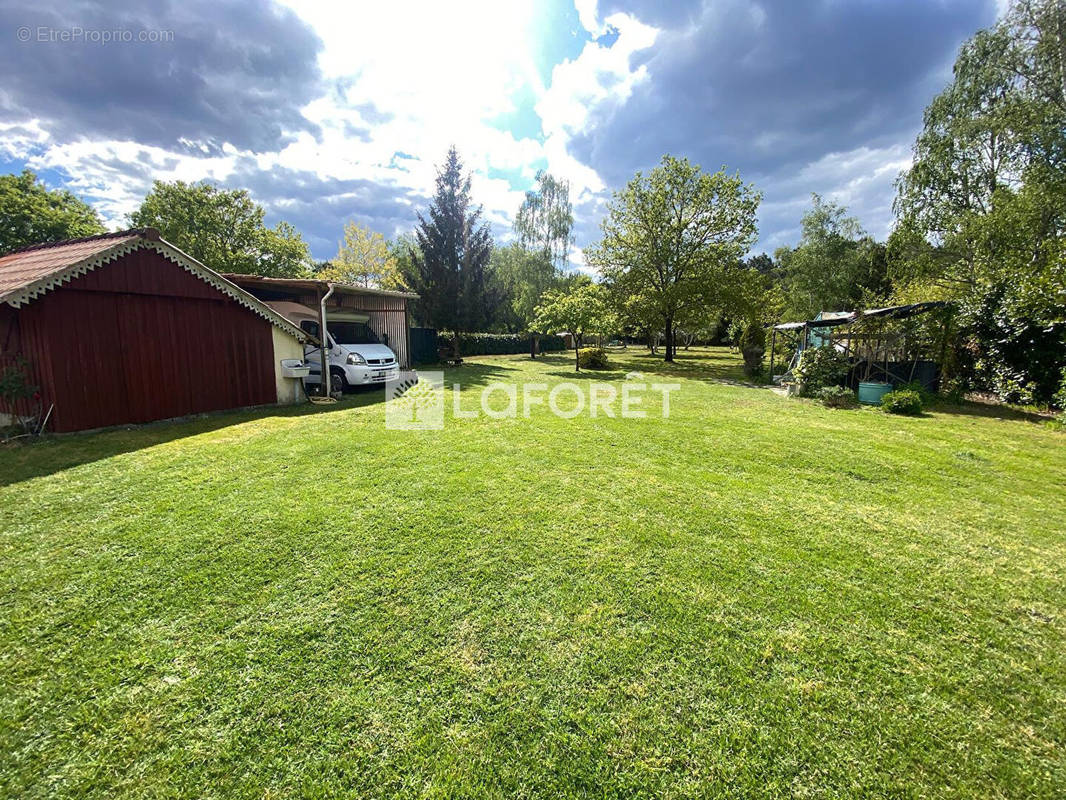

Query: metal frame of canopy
[[768, 302, 953, 387]]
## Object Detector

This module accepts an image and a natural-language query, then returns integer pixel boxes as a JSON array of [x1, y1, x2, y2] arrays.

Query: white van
[[299, 318, 400, 393]]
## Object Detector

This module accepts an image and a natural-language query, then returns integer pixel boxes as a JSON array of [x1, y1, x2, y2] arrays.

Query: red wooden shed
[[0, 228, 310, 433]]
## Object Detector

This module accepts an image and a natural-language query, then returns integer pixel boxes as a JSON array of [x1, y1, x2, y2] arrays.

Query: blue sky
[[0, 0, 1001, 269]]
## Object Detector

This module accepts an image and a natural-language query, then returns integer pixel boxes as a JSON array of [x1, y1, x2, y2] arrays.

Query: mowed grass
[[1, 347, 1064, 799]]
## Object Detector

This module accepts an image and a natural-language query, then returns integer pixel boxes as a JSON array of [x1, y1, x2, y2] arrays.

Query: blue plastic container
[[858, 381, 893, 405]]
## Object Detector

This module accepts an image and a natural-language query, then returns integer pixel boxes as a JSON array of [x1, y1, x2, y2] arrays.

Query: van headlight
[[346, 353, 366, 365]]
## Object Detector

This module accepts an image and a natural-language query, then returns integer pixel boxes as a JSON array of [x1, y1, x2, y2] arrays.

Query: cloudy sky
[[1, 0, 1000, 268]]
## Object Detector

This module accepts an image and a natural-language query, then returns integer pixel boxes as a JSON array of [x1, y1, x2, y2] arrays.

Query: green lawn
[[1, 347, 1064, 798]]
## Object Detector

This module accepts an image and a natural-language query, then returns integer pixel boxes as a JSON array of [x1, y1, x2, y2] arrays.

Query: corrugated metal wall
[[5, 249, 278, 432], [292, 290, 412, 368]]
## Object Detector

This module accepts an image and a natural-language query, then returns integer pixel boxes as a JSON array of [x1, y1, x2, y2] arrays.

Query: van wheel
[[329, 370, 348, 395]]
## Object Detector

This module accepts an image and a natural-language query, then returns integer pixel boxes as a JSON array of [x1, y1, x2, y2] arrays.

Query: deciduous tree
[[130, 180, 311, 277], [533, 278, 615, 371], [587, 156, 760, 362], [514, 170, 574, 270], [320, 221, 407, 290], [0, 170, 105, 254], [776, 195, 889, 319], [893, 0, 1066, 403]]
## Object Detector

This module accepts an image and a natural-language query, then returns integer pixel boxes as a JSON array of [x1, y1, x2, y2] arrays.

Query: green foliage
[[129, 180, 311, 277], [815, 385, 859, 409], [320, 221, 407, 290], [1054, 367, 1066, 411], [490, 243, 560, 332], [588, 155, 761, 361], [0, 357, 40, 435], [898, 380, 937, 406], [739, 322, 765, 351], [776, 195, 890, 320], [514, 171, 574, 270], [0, 357, 37, 407], [258, 221, 313, 279], [440, 332, 566, 357], [893, 3, 1066, 404], [533, 278, 616, 370], [794, 346, 850, 396], [880, 389, 924, 415], [405, 148, 493, 337], [0, 169, 105, 254], [577, 347, 609, 369], [739, 322, 766, 378], [938, 375, 968, 404]]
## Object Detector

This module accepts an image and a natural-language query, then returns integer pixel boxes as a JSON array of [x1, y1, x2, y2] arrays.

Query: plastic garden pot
[[858, 381, 892, 405]]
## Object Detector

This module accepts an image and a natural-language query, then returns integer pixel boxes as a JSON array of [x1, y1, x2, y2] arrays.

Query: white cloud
[[574, 0, 600, 34], [0, 117, 50, 160], [24, 139, 244, 223], [2, 0, 956, 263], [535, 12, 659, 196], [755, 143, 913, 253]]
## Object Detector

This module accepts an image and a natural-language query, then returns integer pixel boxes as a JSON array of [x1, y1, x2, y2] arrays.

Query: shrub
[[938, 375, 967, 405], [1054, 367, 1066, 411], [739, 322, 766, 378], [439, 332, 567, 357], [898, 380, 937, 406], [794, 346, 849, 396], [815, 385, 858, 409], [880, 389, 923, 415], [577, 347, 609, 369]]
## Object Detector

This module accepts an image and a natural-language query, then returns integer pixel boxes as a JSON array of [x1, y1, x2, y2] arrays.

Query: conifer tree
[[406, 148, 493, 355]]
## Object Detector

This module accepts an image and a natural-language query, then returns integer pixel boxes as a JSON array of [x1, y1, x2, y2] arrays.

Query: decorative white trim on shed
[[1, 236, 309, 343]]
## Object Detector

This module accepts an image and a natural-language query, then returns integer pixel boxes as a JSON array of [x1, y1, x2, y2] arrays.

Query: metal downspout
[[319, 282, 335, 396]]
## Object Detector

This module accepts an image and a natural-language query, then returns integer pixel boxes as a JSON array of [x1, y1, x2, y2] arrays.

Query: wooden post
[[769, 329, 777, 379]]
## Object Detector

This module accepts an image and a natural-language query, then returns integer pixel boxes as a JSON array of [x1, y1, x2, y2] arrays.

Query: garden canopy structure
[[770, 301, 953, 390]]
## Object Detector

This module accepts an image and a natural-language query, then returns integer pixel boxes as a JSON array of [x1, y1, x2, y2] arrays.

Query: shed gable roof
[[0, 229, 308, 342]]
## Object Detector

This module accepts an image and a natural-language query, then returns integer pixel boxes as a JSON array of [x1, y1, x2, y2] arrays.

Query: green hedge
[[439, 332, 567, 356]]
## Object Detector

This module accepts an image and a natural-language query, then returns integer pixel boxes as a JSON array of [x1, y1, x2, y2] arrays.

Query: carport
[[225, 275, 418, 369]]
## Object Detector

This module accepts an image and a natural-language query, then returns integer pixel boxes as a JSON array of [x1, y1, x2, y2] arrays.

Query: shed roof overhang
[[772, 301, 951, 331], [223, 274, 419, 300]]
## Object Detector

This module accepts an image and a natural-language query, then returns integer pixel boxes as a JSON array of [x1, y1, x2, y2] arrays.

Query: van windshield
[[329, 321, 379, 345]]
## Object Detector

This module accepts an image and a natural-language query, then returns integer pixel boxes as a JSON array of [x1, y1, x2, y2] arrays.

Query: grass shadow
[[928, 399, 1057, 425], [1, 360, 520, 487], [432, 360, 517, 388], [0, 389, 387, 488]]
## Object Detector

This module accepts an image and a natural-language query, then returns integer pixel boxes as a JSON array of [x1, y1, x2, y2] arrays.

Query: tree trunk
[[664, 317, 675, 362], [530, 333, 536, 360], [575, 334, 582, 371]]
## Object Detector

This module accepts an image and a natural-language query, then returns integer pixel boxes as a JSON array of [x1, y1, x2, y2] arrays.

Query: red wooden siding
[[4, 249, 278, 432], [0, 304, 51, 421]]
